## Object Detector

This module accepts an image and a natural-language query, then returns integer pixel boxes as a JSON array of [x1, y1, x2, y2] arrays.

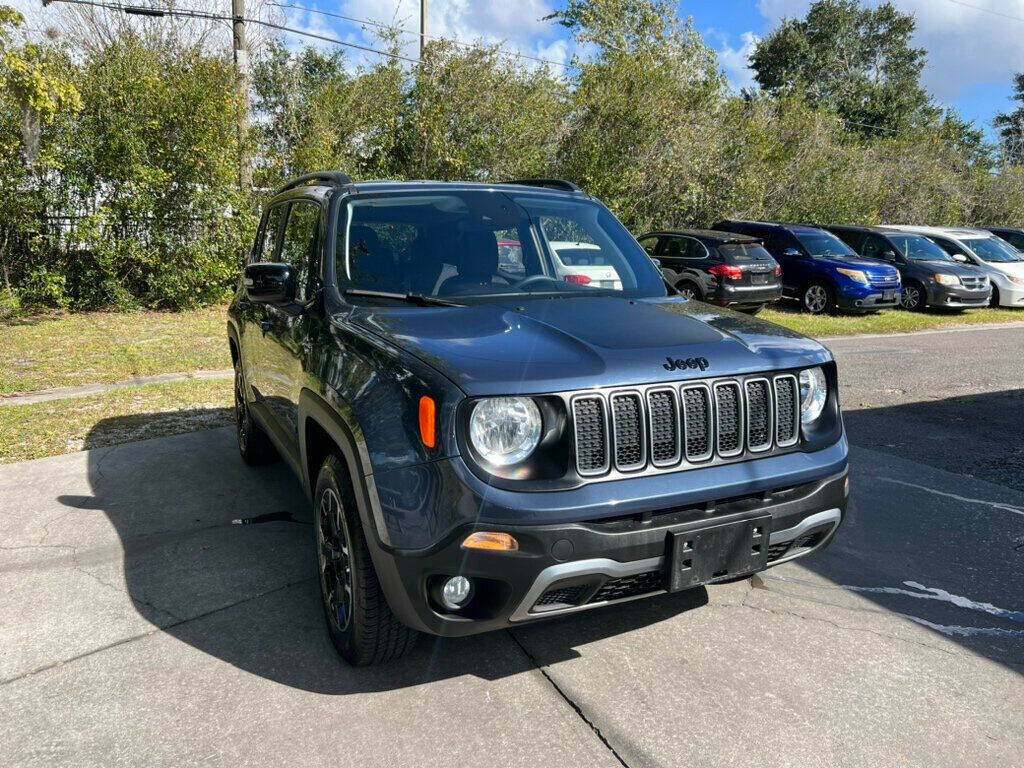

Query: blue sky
[[260, 0, 1024, 140]]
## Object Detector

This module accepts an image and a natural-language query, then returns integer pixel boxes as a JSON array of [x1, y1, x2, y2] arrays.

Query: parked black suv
[[712, 220, 902, 314], [637, 229, 782, 313], [228, 173, 849, 665], [983, 227, 1024, 252], [825, 225, 992, 311]]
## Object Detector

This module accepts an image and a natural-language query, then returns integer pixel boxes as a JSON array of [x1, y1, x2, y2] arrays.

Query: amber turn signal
[[461, 532, 519, 552], [419, 396, 436, 448]]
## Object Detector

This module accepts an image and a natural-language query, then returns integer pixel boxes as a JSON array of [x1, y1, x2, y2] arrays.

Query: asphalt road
[[1, 324, 1022, 768]]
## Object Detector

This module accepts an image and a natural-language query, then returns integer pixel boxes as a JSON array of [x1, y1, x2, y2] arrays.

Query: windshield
[[334, 191, 664, 301], [888, 234, 954, 262], [966, 236, 1024, 263], [793, 231, 857, 258], [718, 242, 773, 262]]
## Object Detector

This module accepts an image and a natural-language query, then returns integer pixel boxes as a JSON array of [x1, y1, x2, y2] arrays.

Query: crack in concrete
[[506, 629, 632, 768], [737, 590, 960, 657], [0, 576, 316, 687]]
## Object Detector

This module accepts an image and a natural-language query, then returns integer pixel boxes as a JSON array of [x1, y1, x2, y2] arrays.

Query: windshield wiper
[[344, 289, 462, 307]]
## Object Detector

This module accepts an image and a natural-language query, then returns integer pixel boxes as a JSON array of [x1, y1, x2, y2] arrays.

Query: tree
[[994, 73, 1024, 165], [550, 0, 725, 230], [749, 0, 931, 138], [0, 5, 81, 311]]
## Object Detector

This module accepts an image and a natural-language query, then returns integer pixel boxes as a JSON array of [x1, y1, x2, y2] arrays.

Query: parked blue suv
[[713, 220, 901, 314], [228, 174, 850, 665]]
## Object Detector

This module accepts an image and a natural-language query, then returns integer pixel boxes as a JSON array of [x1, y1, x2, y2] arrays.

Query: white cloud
[[711, 30, 760, 93], [754, 0, 1024, 103]]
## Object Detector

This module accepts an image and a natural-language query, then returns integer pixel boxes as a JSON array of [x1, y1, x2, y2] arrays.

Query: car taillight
[[709, 264, 743, 280], [774, 265, 782, 277], [564, 274, 591, 285]]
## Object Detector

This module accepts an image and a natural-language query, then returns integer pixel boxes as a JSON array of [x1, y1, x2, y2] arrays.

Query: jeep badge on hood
[[663, 356, 710, 372]]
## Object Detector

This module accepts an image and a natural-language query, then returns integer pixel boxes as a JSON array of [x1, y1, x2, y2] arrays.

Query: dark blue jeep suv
[[713, 220, 901, 314], [228, 174, 850, 665]]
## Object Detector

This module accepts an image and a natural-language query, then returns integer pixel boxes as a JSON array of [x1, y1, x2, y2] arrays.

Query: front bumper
[[926, 283, 991, 308], [836, 283, 900, 311], [371, 460, 849, 637], [994, 282, 1024, 307]]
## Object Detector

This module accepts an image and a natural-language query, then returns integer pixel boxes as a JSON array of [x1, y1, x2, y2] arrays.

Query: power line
[[941, 0, 1024, 24], [266, 0, 573, 70], [40, 0, 424, 64]]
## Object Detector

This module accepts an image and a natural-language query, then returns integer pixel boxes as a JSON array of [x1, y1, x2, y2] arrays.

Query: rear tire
[[801, 282, 833, 314], [234, 360, 277, 465], [675, 281, 702, 301], [315, 455, 418, 666], [900, 281, 926, 312]]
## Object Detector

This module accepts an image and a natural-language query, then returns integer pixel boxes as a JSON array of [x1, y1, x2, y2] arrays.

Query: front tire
[[802, 282, 833, 314], [315, 455, 417, 666], [990, 286, 1001, 307], [900, 282, 926, 312], [234, 360, 277, 465]]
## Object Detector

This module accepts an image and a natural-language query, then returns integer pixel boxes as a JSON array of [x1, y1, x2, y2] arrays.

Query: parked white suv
[[884, 226, 1024, 308]]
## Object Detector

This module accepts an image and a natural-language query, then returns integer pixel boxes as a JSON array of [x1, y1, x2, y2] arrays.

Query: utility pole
[[231, 0, 252, 192], [419, 0, 427, 59]]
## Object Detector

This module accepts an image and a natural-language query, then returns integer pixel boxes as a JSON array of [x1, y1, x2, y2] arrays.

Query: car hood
[[985, 260, 1024, 277], [913, 260, 982, 276], [816, 256, 899, 278], [348, 296, 832, 396]]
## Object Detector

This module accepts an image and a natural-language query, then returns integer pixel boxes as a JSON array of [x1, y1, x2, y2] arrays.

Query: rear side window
[[253, 204, 285, 263], [637, 235, 659, 255], [718, 243, 773, 262], [832, 229, 864, 252], [279, 201, 320, 301], [861, 235, 892, 259]]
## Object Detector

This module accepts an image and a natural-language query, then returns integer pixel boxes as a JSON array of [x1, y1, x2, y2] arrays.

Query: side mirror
[[782, 247, 802, 258], [244, 262, 295, 305], [881, 250, 897, 261], [952, 253, 969, 263]]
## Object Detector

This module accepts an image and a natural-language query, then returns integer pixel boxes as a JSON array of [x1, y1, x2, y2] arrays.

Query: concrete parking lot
[[1, 324, 1021, 767]]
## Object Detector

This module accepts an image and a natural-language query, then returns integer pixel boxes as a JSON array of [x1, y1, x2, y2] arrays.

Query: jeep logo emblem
[[663, 356, 710, 372]]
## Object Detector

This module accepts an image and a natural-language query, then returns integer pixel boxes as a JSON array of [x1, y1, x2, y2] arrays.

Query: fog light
[[441, 576, 472, 610]]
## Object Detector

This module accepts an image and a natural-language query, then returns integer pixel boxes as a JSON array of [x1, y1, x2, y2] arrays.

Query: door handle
[[259, 321, 273, 335]]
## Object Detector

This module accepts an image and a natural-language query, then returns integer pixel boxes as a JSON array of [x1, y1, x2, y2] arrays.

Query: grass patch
[[759, 304, 1024, 337], [0, 305, 229, 396], [0, 378, 233, 463]]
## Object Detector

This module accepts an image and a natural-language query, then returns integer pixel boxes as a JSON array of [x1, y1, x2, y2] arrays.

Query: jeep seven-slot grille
[[573, 373, 802, 477]]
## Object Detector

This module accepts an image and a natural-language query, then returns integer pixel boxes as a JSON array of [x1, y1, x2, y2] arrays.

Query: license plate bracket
[[883, 289, 897, 301], [668, 514, 772, 592]]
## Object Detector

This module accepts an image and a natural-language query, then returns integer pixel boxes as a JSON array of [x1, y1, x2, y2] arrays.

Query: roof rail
[[501, 178, 584, 193], [275, 171, 352, 195]]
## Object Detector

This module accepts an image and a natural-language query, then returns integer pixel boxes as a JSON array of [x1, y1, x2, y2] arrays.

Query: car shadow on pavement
[[57, 423, 709, 694], [803, 388, 1024, 671], [60, 389, 1023, 691]]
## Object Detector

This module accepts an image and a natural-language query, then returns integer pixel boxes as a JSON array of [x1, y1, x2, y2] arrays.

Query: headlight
[[934, 273, 961, 286], [469, 397, 542, 466], [1008, 275, 1024, 285], [798, 367, 827, 425], [836, 268, 868, 284]]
